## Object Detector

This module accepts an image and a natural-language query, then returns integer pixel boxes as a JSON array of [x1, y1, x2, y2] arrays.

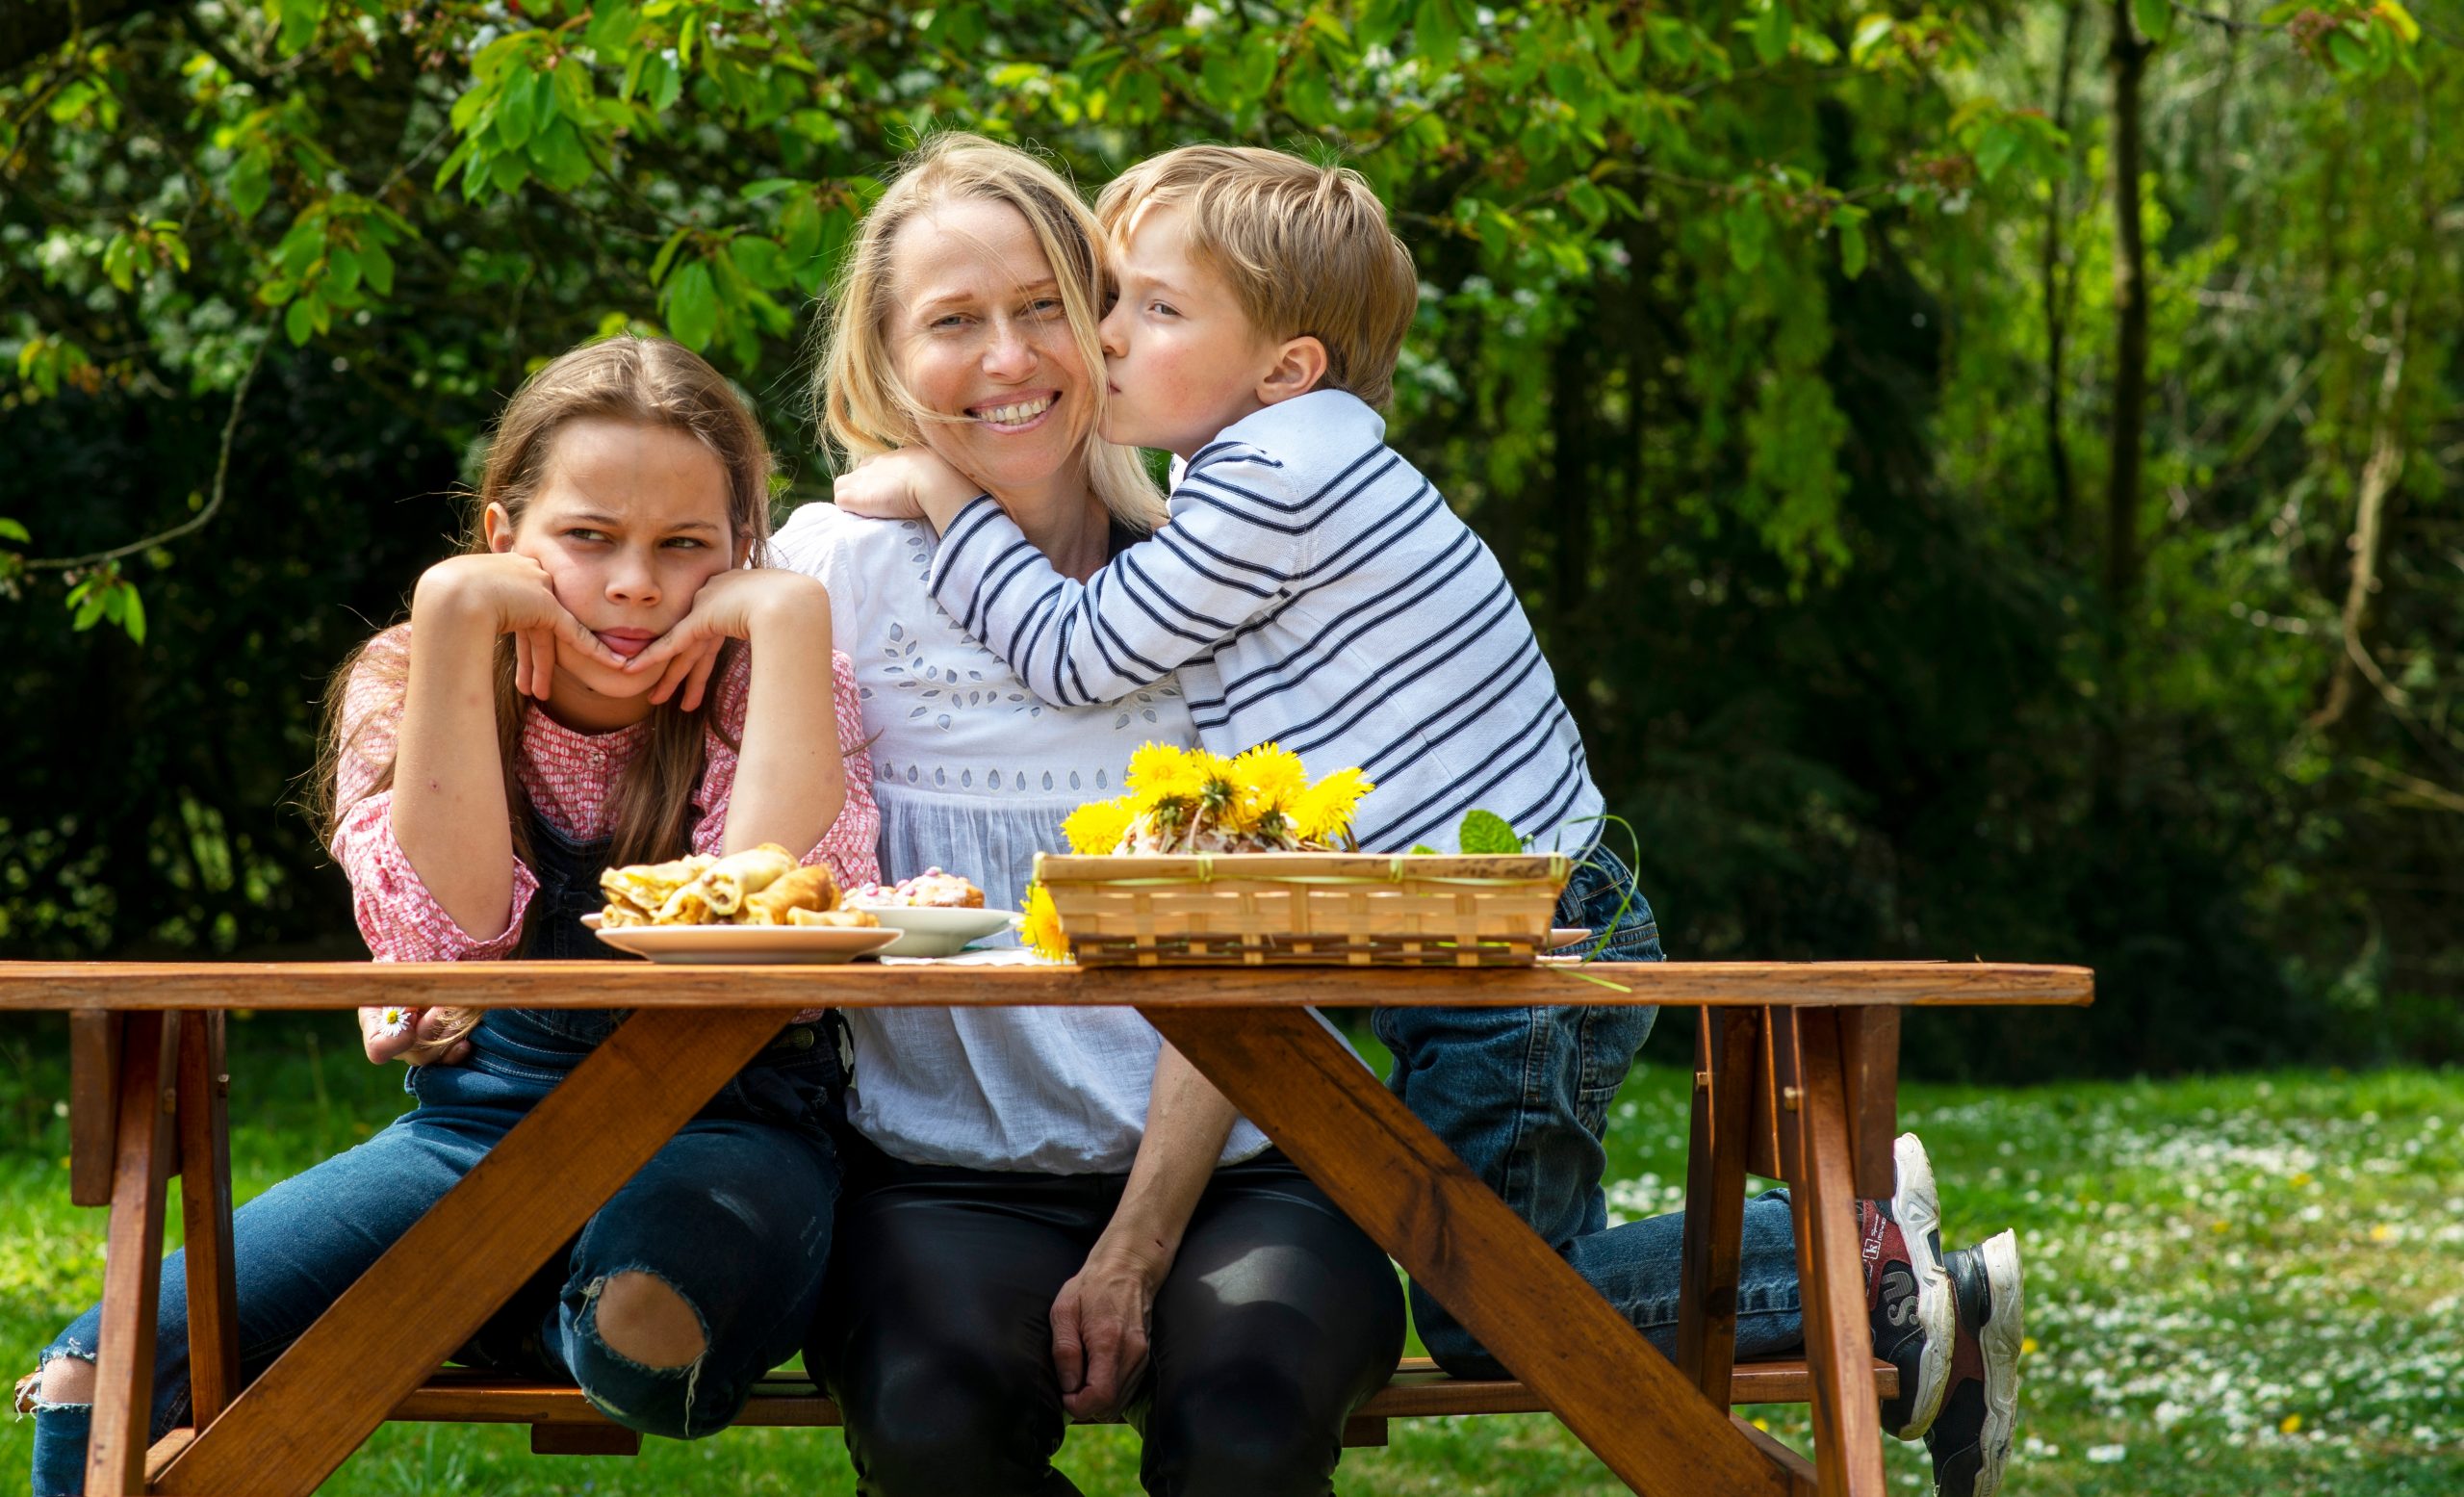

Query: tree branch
[[0, 0, 169, 83], [26, 335, 268, 572]]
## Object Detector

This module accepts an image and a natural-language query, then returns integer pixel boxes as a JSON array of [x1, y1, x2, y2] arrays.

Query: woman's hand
[[414, 552, 628, 701], [621, 568, 832, 712], [833, 449, 983, 533], [357, 1005, 476, 1067], [1050, 1239, 1171, 1421]]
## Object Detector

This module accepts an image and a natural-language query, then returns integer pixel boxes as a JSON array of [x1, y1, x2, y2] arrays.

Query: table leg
[[176, 1010, 242, 1425], [1145, 1005, 1810, 1497], [154, 1005, 788, 1497], [1678, 1007, 1759, 1403], [1776, 1010, 1888, 1497], [85, 1012, 180, 1497]]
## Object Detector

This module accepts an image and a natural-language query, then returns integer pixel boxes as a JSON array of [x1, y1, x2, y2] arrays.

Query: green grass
[[2, 1015, 2458, 1494]]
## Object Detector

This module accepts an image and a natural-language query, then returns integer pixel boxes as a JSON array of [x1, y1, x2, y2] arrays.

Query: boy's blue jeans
[[24, 1010, 842, 1496], [1373, 847, 1804, 1380]]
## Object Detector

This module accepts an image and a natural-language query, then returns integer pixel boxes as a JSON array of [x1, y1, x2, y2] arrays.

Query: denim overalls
[[27, 818, 847, 1494], [1373, 843, 1806, 1378]]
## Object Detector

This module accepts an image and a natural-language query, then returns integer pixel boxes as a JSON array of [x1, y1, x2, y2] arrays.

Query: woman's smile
[[967, 389, 1061, 431]]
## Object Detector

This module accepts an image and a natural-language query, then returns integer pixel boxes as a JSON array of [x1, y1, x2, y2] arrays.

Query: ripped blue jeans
[[24, 1009, 842, 1495]]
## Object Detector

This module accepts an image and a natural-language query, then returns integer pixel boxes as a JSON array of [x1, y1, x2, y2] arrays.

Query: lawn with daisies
[[1, 1016, 2456, 1495]]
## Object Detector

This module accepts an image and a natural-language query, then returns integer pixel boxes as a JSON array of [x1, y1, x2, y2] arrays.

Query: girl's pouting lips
[[594, 628, 655, 659], [967, 389, 1060, 432]]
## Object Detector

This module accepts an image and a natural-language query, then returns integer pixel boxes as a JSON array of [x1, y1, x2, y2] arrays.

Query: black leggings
[[808, 1147, 1405, 1497]]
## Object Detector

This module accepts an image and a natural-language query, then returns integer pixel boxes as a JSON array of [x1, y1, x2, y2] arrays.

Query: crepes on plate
[[597, 845, 875, 928]]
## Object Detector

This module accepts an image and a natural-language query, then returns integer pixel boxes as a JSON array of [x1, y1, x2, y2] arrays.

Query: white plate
[[587, 918, 901, 965], [854, 905, 1022, 958]]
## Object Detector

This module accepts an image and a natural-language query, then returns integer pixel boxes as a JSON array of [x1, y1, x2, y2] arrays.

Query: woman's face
[[885, 196, 1094, 499], [490, 417, 740, 721]]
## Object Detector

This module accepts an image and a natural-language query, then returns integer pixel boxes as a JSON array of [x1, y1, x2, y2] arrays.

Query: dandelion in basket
[[1059, 742, 1375, 856]]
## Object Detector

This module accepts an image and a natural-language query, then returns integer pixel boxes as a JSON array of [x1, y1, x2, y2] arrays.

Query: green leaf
[[729, 235, 791, 290], [2327, 27, 2368, 72], [72, 586, 109, 631], [285, 296, 316, 345], [1725, 200, 1771, 273], [1837, 218, 1868, 279], [664, 260, 719, 350], [740, 177, 801, 202], [1413, 0, 1462, 65], [229, 146, 272, 220], [585, 0, 641, 56], [119, 584, 146, 645], [649, 226, 694, 286], [1566, 178, 1609, 227], [2132, 0, 2172, 44], [1458, 810, 1523, 855], [1753, 2, 1793, 65], [0, 517, 30, 544], [2375, 0, 2420, 43], [1974, 121, 2021, 183], [359, 240, 394, 297], [1408, 843, 1440, 855]]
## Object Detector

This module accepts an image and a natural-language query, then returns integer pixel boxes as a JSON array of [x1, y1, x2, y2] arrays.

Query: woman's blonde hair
[[315, 336, 775, 938], [812, 132, 1164, 531]]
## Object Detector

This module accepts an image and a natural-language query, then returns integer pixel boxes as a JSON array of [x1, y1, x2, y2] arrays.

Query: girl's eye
[[567, 528, 609, 543], [662, 536, 707, 550], [1147, 301, 1178, 319]]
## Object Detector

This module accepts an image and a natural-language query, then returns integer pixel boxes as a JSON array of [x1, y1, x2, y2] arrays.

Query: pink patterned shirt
[[330, 622, 880, 962]]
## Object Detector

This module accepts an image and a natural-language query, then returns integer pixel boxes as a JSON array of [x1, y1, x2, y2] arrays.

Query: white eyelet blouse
[[770, 501, 1270, 1174]]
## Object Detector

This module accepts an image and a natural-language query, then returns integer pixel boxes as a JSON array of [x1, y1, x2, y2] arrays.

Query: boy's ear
[[481, 503, 518, 554], [1253, 335, 1329, 409]]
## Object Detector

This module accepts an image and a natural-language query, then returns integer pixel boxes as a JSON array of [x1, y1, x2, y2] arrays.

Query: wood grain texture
[[154, 1006, 786, 1497], [1839, 1008, 1901, 1200], [175, 1010, 242, 1426], [86, 1012, 177, 1497], [1145, 1003, 1799, 1497], [1679, 1008, 1760, 1404], [0, 960, 2094, 1012], [387, 1357, 1898, 1429], [1784, 1012, 1889, 1497], [68, 1011, 121, 1207]]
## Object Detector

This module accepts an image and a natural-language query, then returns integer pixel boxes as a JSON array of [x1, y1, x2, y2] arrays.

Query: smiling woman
[[771, 134, 1406, 1497]]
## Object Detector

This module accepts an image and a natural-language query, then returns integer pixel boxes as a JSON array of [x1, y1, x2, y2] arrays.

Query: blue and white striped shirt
[[928, 389, 1604, 854]]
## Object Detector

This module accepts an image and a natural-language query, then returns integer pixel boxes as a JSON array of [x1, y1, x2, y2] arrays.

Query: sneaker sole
[[1971, 1229, 2024, 1497], [1891, 1132, 1957, 1440]]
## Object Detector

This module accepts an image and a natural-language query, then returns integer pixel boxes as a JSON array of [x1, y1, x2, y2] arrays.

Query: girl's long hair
[[313, 336, 775, 939], [813, 131, 1165, 531]]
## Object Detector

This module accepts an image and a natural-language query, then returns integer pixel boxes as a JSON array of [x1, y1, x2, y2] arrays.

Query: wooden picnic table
[[2, 959, 2091, 1497]]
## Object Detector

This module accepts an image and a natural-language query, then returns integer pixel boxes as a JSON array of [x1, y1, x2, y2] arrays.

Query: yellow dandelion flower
[[1126, 742, 1202, 800], [1061, 799, 1135, 856], [1234, 743, 1308, 808], [2278, 1413, 2302, 1435], [1020, 881, 1070, 963], [1292, 766, 1374, 842]]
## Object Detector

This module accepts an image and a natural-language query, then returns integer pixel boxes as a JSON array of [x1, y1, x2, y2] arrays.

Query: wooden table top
[[0, 960, 2092, 1011]]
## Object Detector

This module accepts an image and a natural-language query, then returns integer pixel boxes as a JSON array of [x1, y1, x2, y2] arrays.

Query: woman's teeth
[[975, 395, 1054, 425]]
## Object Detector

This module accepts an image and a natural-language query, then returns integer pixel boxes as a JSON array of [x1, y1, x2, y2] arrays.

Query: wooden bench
[[373, 1355, 1899, 1457]]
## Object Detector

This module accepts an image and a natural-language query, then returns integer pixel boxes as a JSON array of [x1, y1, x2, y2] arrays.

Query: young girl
[[20, 336, 878, 1494]]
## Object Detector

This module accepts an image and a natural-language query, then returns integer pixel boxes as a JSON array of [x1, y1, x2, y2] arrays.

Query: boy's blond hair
[[1096, 145, 1417, 409]]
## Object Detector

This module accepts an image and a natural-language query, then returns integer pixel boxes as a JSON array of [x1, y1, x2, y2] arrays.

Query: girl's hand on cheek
[[414, 553, 628, 698], [625, 569, 832, 712]]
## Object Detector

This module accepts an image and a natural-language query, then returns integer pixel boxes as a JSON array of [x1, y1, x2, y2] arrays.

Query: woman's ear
[[1254, 335, 1329, 408], [733, 530, 756, 568], [481, 502, 518, 554]]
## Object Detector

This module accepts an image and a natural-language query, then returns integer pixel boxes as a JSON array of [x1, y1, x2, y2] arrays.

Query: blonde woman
[[21, 337, 880, 1494], [770, 134, 1403, 1496]]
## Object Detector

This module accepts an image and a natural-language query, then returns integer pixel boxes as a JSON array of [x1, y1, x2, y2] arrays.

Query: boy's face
[[1096, 203, 1283, 461]]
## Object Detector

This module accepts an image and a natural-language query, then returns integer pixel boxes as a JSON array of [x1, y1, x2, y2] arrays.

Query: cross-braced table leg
[[1146, 1004, 1813, 1497], [83, 1013, 180, 1497], [137, 1004, 791, 1497]]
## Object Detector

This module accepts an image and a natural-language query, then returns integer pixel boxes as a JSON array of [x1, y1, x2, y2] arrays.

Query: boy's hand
[[622, 568, 832, 711], [833, 448, 983, 535]]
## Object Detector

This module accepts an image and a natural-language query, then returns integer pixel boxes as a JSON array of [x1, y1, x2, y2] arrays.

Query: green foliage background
[[1, 0, 2455, 1077]]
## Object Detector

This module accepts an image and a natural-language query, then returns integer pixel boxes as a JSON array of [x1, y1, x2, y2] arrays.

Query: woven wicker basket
[[1032, 852, 1570, 968]]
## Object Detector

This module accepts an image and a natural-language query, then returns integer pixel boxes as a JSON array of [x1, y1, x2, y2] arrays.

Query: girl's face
[[489, 417, 740, 724], [886, 196, 1094, 501]]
